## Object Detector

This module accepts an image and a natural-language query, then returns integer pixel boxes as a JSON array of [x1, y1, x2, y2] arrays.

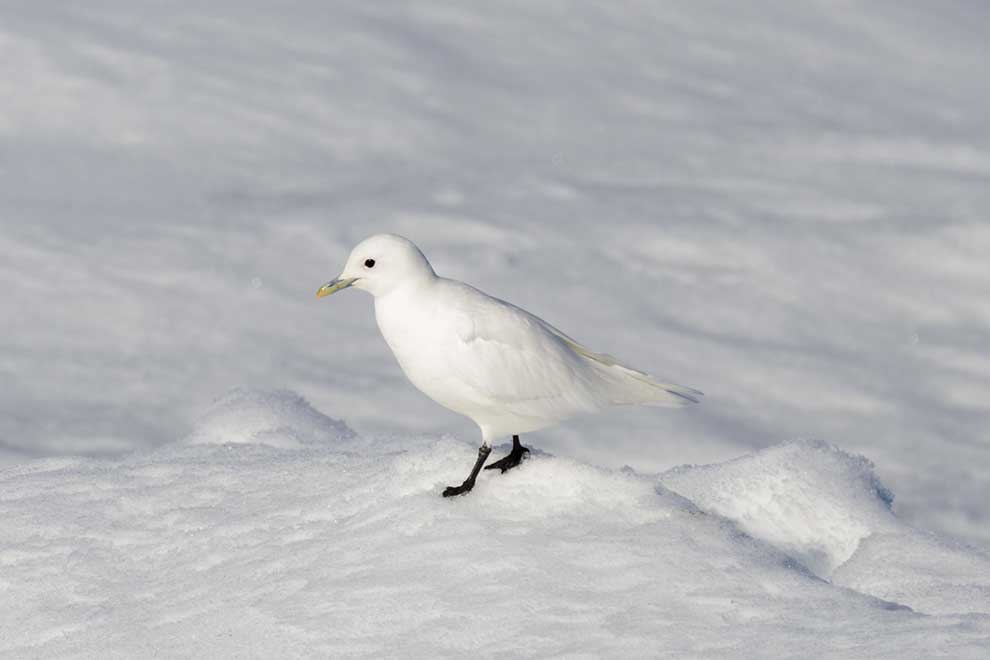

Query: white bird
[[317, 234, 702, 496]]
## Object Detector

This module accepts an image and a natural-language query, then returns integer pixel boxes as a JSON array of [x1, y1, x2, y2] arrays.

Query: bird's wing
[[439, 283, 606, 420], [534, 318, 704, 406], [441, 281, 702, 410]]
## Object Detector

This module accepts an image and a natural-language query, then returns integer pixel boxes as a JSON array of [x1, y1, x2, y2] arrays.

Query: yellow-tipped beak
[[316, 277, 357, 298]]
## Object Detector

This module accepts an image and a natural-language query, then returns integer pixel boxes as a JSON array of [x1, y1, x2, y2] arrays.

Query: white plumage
[[317, 233, 701, 495]]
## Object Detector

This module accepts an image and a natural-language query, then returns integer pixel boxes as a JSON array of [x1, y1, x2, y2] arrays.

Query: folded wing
[[441, 282, 701, 424]]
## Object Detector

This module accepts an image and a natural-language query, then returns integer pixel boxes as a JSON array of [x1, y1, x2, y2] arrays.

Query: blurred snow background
[[2, 1, 990, 655]]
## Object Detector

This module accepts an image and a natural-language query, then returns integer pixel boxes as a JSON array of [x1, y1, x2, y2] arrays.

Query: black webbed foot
[[484, 435, 530, 473], [442, 445, 491, 498], [442, 479, 476, 497]]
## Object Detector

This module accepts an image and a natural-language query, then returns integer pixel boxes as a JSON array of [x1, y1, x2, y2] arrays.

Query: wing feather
[[440, 284, 605, 420], [437, 280, 702, 418]]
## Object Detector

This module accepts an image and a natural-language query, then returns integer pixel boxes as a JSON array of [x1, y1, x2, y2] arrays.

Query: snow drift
[[183, 388, 355, 448], [663, 440, 896, 578], [1, 390, 987, 658], [662, 440, 990, 615]]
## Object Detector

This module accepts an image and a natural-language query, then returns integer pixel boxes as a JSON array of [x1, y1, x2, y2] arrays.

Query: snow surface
[[662, 440, 990, 616], [3, 0, 989, 548], [2, 0, 990, 655], [2, 390, 989, 658]]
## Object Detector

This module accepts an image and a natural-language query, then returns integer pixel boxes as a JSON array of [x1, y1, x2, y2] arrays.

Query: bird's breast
[[374, 293, 468, 409]]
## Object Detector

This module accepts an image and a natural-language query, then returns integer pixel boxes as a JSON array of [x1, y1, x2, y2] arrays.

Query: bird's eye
[[364, 258, 376, 268]]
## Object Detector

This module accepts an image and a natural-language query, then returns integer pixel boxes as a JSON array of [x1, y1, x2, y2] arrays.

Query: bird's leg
[[484, 435, 530, 473], [442, 445, 492, 497]]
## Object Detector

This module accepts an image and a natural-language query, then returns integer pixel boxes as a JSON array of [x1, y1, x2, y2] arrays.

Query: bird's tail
[[553, 332, 703, 407]]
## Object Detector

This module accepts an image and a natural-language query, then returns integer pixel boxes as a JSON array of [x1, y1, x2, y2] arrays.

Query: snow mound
[[1, 392, 989, 657], [182, 388, 354, 448], [661, 440, 990, 615], [834, 532, 990, 616], [661, 440, 896, 578]]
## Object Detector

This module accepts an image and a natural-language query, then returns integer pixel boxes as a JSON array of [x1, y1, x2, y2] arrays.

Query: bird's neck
[[374, 273, 435, 312], [373, 277, 437, 358]]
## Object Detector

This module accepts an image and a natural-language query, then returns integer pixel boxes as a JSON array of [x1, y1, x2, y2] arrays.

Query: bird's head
[[316, 233, 437, 299]]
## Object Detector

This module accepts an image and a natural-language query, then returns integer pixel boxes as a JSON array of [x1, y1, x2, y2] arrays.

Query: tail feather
[[553, 333, 703, 408]]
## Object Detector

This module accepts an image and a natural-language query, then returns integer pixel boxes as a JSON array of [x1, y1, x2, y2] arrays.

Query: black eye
[[364, 258, 376, 268]]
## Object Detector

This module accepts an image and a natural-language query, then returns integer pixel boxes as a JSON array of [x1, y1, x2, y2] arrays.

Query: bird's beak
[[316, 277, 358, 298]]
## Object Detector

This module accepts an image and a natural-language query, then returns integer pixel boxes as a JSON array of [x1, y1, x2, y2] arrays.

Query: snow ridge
[[1, 390, 988, 658], [662, 439, 990, 615]]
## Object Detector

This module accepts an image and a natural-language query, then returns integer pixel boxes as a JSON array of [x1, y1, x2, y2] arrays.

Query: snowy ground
[[2, 1, 990, 656], [2, 390, 989, 658]]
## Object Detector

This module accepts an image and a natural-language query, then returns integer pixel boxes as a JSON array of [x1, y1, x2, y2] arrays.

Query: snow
[[2, 390, 989, 658], [662, 440, 990, 616], [663, 440, 898, 579], [184, 388, 355, 449], [3, 0, 990, 655]]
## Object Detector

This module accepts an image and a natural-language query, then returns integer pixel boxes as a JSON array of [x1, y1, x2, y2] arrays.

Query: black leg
[[442, 445, 492, 497], [484, 435, 530, 473]]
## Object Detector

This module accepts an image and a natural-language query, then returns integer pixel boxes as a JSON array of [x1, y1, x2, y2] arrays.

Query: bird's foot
[[484, 443, 530, 473], [441, 445, 491, 498], [442, 478, 476, 497]]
